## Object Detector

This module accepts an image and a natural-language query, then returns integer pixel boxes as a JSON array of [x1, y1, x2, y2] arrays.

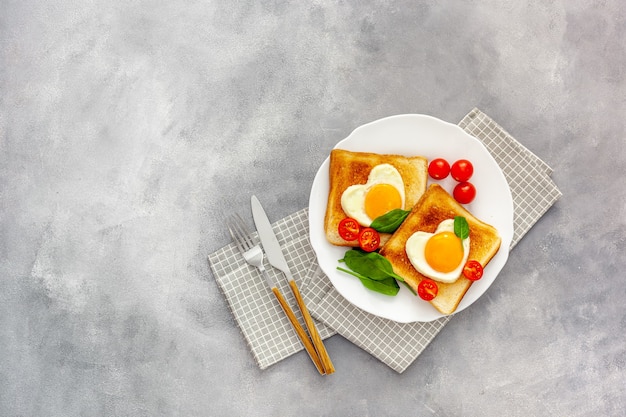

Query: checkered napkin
[[207, 108, 562, 372]]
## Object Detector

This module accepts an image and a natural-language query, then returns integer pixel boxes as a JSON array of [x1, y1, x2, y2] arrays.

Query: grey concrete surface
[[1, 1, 625, 416]]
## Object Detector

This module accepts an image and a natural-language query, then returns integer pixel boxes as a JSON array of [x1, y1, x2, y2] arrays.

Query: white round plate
[[308, 114, 514, 323]]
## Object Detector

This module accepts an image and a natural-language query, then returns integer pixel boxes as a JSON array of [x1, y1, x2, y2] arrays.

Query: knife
[[251, 195, 335, 375]]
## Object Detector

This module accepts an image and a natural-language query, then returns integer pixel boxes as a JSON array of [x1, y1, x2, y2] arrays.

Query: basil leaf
[[454, 216, 469, 240], [370, 209, 411, 233], [359, 276, 400, 296], [337, 267, 400, 296], [340, 249, 404, 282], [338, 249, 407, 296]]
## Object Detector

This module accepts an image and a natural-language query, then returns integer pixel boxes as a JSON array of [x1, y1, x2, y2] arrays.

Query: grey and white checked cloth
[[208, 108, 562, 373]]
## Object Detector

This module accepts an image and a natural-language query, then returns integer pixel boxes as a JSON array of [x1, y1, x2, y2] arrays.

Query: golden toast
[[324, 149, 428, 247], [379, 183, 501, 315]]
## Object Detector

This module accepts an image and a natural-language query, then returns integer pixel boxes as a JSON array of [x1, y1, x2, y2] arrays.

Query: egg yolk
[[424, 231, 464, 273], [364, 183, 402, 220]]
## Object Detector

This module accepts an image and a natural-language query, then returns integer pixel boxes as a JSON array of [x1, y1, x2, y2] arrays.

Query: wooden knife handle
[[289, 280, 335, 375], [271, 287, 325, 375]]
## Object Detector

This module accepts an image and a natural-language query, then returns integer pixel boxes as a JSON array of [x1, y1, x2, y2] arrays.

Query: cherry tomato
[[428, 158, 450, 180], [358, 227, 380, 252], [417, 279, 438, 301], [463, 260, 484, 281], [338, 218, 361, 241], [450, 159, 474, 182], [453, 181, 476, 204]]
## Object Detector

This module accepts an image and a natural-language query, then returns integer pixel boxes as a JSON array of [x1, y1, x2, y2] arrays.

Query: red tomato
[[453, 181, 476, 204], [417, 279, 438, 301], [358, 227, 380, 252], [428, 158, 450, 180], [463, 260, 484, 281], [338, 218, 361, 241], [451, 159, 474, 182]]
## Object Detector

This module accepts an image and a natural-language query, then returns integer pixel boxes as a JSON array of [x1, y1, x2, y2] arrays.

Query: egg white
[[405, 219, 470, 283], [340, 164, 405, 227]]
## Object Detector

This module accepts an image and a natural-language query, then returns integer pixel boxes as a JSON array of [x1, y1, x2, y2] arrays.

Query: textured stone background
[[1, 1, 624, 416]]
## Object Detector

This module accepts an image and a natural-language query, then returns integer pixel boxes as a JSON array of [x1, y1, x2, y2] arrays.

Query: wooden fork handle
[[289, 280, 335, 375], [271, 287, 325, 375]]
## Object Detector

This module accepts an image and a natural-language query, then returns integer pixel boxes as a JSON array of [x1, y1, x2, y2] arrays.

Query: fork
[[226, 214, 326, 375]]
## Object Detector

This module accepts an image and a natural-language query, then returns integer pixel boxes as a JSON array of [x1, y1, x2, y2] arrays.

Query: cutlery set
[[226, 196, 334, 375]]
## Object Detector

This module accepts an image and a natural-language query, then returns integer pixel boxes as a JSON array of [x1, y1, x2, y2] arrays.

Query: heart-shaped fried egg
[[405, 219, 470, 283], [340, 164, 405, 227]]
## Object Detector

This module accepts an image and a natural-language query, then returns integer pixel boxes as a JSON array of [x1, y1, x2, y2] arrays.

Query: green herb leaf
[[337, 248, 406, 296], [360, 276, 400, 296], [370, 209, 411, 233], [337, 267, 400, 296], [340, 249, 404, 282], [454, 216, 470, 240]]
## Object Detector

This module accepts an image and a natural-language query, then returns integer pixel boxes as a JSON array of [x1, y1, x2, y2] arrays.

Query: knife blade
[[251, 195, 335, 374], [250, 195, 293, 281]]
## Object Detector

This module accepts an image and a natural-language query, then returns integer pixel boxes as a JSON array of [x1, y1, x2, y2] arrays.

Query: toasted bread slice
[[379, 183, 501, 315], [324, 149, 428, 247]]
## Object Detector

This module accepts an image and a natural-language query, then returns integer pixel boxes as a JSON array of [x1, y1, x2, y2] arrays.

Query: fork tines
[[227, 214, 255, 253]]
